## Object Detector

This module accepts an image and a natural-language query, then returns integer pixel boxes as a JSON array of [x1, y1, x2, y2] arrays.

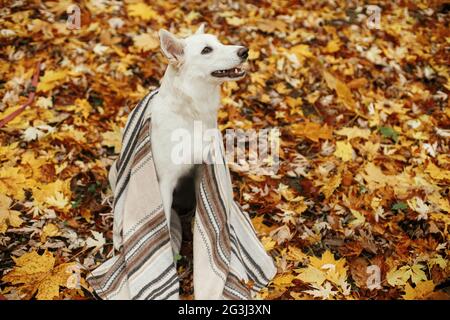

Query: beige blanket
[[86, 90, 276, 299]]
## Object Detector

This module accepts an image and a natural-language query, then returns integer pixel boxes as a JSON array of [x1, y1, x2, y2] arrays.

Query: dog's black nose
[[237, 47, 249, 60]]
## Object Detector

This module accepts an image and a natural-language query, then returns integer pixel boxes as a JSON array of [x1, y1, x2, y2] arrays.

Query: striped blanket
[[86, 91, 276, 300]]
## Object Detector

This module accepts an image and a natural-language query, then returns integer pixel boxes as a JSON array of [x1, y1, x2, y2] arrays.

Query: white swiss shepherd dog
[[148, 24, 249, 253]]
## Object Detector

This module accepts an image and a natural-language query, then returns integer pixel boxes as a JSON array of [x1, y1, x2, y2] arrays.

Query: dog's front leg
[[159, 178, 174, 227], [159, 177, 182, 255]]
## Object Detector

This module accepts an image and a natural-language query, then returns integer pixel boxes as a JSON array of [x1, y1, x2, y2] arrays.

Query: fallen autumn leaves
[[0, 0, 449, 300]]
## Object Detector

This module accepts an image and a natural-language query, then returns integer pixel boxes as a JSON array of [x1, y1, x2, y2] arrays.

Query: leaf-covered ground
[[0, 0, 449, 300]]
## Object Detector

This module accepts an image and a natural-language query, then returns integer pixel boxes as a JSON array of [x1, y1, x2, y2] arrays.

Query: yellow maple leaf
[[255, 18, 287, 33], [306, 91, 320, 104], [360, 162, 395, 190], [101, 123, 123, 153], [127, 3, 157, 21], [324, 39, 342, 53], [32, 179, 71, 211], [360, 141, 380, 159], [425, 162, 450, 181], [349, 209, 366, 228], [0, 166, 28, 201], [0, 194, 23, 233], [45, 191, 69, 210], [428, 254, 447, 270], [248, 49, 259, 60], [297, 251, 348, 288], [285, 96, 304, 116], [41, 223, 60, 242], [320, 173, 342, 199], [311, 251, 347, 278], [0, 142, 20, 162], [290, 121, 333, 142], [251, 215, 277, 235], [290, 44, 313, 59], [46, 0, 74, 14], [53, 127, 86, 143], [387, 264, 428, 287], [272, 273, 296, 287], [261, 236, 276, 251], [133, 33, 160, 52], [403, 280, 435, 300], [250, 71, 268, 86], [226, 16, 245, 26], [2, 250, 76, 300], [36, 70, 68, 92], [297, 265, 326, 286], [387, 266, 411, 286], [65, 99, 93, 119], [335, 127, 371, 140], [287, 246, 308, 262], [304, 282, 338, 300], [323, 70, 356, 112], [428, 192, 450, 213], [437, 154, 450, 166], [277, 183, 299, 201], [409, 264, 428, 284], [21, 150, 48, 180], [275, 82, 290, 95], [334, 141, 354, 162]]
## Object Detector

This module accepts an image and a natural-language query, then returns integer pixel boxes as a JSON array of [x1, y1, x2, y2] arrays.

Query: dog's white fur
[[147, 25, 247, 252]]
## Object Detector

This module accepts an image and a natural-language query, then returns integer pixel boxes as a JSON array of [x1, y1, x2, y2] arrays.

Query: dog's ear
[[159, 29, 184, 67], [195, 23, 206, 35]]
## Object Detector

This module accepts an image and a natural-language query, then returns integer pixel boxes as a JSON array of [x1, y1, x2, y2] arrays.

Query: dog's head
[[158, 24, 248, 83]]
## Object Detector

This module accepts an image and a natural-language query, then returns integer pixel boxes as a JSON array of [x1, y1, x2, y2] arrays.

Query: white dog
[[148, 24, 249, 251]]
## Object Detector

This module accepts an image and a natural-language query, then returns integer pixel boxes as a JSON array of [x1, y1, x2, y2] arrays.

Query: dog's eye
[[201, 46, 213, 54]]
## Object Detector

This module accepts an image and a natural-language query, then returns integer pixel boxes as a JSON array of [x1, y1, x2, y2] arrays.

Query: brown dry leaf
[[349, 257, 370, 289], [347, 78, 368, 89]]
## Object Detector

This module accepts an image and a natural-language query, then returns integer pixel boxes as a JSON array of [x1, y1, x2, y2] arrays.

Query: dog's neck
[[159, 65, 220, 125]]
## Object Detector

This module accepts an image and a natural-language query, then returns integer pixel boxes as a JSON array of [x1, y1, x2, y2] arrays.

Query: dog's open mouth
[[211, 66, 246, 78]]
